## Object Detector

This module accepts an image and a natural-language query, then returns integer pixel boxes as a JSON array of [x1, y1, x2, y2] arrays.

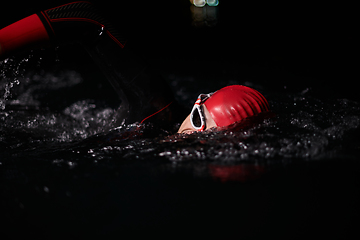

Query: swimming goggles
[[190, 92, 214, 131]]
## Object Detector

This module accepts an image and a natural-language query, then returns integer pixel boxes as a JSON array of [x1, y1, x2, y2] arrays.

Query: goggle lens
[[191, 106, 203, 128], [190, 93, 213, 131]]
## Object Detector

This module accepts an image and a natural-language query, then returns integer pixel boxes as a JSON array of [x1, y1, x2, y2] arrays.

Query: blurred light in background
[[206, 0, 219, 7], [190, 0, 206, 7], [190, 0, 219, 7]]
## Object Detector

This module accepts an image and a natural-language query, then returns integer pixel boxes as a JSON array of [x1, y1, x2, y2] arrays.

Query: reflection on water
[[1, 45, 360, 239], [209, 164, 266, 182]]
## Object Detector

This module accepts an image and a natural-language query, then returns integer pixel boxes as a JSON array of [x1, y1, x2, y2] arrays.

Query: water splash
[[73, 93, 360, 165], [0, 57, 28, 109], [0, 54, 117, 149], [0, 78, 20, 110], [2, 52, 360, 170]]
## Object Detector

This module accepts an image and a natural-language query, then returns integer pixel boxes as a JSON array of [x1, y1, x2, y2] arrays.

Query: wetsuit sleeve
[[0, 1, 177, 127], [0, 14, 50, 57]]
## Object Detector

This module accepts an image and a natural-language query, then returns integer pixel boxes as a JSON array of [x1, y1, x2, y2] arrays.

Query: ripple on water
[[1, 56, 360, 167]]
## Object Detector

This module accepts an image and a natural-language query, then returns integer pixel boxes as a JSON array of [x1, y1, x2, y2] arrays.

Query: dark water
[[1, 47, 360, 238], [1, 1, 359, 239]]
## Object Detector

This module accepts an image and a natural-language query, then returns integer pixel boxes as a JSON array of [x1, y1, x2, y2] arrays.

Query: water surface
[[1, 48, 360, 238]]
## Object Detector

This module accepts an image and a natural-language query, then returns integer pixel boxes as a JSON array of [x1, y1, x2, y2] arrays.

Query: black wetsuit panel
[[37, 1, 176, 126]]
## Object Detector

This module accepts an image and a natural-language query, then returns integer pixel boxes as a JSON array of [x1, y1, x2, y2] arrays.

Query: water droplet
[[99, 26, 104, 36]]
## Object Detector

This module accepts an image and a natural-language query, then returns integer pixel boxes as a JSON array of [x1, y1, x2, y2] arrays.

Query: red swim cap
[[203, 85, 269, 128]]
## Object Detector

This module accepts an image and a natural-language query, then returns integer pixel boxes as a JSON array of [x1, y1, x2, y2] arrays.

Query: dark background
[[1, 1, 359, 239], [1, 0, 358, 101]]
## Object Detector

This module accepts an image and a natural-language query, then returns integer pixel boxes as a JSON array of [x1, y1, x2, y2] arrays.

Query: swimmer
[[178, 85, 270, 134], [0, 2, 270, 133]]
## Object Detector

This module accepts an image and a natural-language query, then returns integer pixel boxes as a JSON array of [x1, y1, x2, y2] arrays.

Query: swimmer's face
[[177, 104, 217, 134]]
